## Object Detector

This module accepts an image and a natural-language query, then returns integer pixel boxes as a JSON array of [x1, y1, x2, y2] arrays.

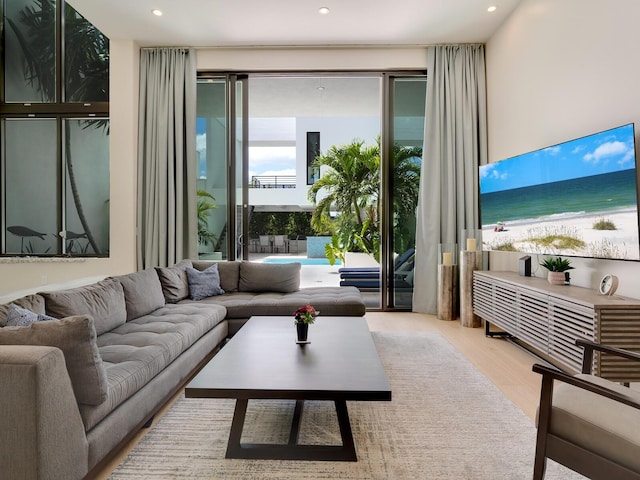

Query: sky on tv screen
[[480, 124, 636, 194]]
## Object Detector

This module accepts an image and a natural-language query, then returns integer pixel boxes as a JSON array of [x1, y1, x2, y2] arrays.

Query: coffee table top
[[185, 316, 391, 402]]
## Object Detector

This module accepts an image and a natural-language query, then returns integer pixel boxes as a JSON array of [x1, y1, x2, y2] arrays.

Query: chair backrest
[[273, 235, 285, 246], [259, 235, 270, 246]]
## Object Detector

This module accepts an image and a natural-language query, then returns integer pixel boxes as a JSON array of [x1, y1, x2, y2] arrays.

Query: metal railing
[[249, 175, 296, 189]]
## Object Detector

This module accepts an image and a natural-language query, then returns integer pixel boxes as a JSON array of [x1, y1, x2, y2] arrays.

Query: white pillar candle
[[466, 238, 476, 251], [442, 252, 452, 266]]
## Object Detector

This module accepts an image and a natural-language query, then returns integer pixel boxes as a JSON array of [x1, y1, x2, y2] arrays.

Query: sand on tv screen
[[479, 123, 640, 261]]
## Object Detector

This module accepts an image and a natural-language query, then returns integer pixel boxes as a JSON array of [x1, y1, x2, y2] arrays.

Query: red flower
[[293, 304, 319, 324]]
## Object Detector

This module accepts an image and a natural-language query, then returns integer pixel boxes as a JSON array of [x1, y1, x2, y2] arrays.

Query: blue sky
[[480, 123, 636, 194], [197, 117, 297, 178]]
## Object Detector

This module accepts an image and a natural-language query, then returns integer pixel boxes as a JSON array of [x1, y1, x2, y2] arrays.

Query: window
[[0, 0, 109, 256]]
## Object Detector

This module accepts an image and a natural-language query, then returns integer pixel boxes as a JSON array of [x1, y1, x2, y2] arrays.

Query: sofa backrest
[[191, 260, 240, 293], [114, 269, 166, 321], [191, 260, 301, 293], [238, 261, 301, 293], [41, 279, 127, 335]]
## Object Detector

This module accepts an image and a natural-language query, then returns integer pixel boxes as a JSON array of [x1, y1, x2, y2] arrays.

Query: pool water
[[263, 256, 342, 266]]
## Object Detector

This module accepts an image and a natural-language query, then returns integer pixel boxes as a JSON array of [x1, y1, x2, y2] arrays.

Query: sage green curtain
[[137, 48, 197, 269], [413, 45, 488, 314]]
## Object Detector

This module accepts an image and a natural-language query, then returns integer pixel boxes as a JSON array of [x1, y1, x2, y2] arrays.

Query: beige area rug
[[109, 332, 584, 479]]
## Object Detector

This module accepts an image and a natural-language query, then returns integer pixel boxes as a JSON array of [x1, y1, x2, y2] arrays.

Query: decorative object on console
[[598, 274, 619, 296], [293, 304, 318, 344], [539, 256, 573, 285], [437, 243, 458, 321], [518, 255, 531, 277], [460, 231, 483, 328]]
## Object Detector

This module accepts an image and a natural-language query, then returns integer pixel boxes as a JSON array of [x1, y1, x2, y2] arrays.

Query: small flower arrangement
[[293, 304, 319, 325]]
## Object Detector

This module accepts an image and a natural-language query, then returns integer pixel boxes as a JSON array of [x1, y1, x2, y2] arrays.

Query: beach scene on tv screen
[[480, 124, 640, 261]]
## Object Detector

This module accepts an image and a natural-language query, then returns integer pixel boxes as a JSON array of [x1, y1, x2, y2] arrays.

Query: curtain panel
[[412, 44, 488, 314], [137, 48, 197, 269]]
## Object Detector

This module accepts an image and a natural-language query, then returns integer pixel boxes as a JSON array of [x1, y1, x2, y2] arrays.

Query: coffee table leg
[[288, 399, 305, 445], [335, 400, 357, 461], [225, 398, 357, 461], [226, 398, 249, 458]]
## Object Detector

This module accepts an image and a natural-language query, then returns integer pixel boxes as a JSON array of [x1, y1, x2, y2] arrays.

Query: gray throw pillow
[[186, 264, 225, 300], [155, 259, 192, 303], [5, 304, 57, 327], [0, 315, 108, 405], [239, 261, 301, 293], [192, 261, 240, 293]]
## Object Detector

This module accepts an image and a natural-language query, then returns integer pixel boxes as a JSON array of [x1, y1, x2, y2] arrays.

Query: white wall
[[486, 0, 640, 298], [197, 47, 428, 72], [0, 40, 139, 295]]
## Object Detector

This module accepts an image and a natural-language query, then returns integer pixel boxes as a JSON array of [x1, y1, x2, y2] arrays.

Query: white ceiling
[[67, 0, 522, 47]]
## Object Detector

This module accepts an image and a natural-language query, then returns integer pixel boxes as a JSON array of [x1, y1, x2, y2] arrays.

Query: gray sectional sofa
[[0, 260, 365, 480]]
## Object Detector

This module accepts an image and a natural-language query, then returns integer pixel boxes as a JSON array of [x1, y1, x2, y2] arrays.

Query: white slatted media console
[[473, 271, 640, 381]]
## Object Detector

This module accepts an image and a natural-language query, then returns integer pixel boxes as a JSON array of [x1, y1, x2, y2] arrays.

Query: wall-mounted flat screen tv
[[479, 123, 640, 261]]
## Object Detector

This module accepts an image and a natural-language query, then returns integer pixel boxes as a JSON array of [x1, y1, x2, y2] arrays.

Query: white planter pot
[[547, 271, 566, 285]]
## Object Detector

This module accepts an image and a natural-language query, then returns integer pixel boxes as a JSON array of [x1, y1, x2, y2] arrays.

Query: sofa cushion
[[116, 269, 166, 321], [155, 259, 192, 303], [79, 303, 227, 431], [5, 304, 56, 327], [42, 279, 127, 336], [0, 294, 45, 327], [186, 264, 224, 300], [192, 261, 240, 293], [189, 286, 366, 319], [239, 261, 301, 293], [0, 315, 108, 406]]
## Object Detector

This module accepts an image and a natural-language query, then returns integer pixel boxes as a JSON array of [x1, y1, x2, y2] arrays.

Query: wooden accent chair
[[532, 338, 640, 480]]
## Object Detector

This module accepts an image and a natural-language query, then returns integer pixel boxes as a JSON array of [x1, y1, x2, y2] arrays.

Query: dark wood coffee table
[[185, 315, 391, 462]]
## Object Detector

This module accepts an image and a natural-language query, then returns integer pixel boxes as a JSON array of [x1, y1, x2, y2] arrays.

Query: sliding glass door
[[387, 76, 426, 309], [196, 72, 426, 310]]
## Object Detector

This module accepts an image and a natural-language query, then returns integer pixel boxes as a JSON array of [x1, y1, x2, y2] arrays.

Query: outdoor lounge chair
[[339, 248, 415, 289]]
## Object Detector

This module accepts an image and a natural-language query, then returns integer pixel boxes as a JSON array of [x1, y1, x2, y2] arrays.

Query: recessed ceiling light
[[318, 7, 330, 15], [487, 5, 497, 12], [152, 9, 163, 16]]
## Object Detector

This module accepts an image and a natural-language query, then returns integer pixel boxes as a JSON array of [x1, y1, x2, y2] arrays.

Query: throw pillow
[[5, 304, 56, 327], [0, 315, 108, 405], [186, 264, 225, 301], [0, 294, 46, 327], [155, 259, 193, 303], [192, 261, 240, 293]]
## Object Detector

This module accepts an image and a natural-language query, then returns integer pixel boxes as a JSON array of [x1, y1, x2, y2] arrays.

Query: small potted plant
[[293, 304, 319, 343], [540, 256, 574, 285]]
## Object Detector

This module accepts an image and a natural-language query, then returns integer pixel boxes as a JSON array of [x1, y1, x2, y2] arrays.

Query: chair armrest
[[532, 363, 640, 410], [575, 338, 640, 374]]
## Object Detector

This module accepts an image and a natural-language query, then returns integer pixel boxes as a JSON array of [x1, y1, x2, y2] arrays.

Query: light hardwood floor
[[94, 312, 544, 479]]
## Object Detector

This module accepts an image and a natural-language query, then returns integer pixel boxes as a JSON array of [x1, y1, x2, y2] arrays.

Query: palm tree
[[308, 138, 422, 259], [307, 139, 379, 233], [390, 143, 422, 253], [197, 190, 217, 247], [8, 0, 109, 254]]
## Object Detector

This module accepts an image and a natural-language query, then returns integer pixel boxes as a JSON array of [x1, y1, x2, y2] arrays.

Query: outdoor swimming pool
[[262, 256, 342, 266]]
